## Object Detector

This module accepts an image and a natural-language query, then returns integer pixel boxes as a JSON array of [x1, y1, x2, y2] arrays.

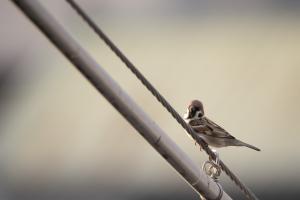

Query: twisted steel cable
[[65, 0, 258, 199]]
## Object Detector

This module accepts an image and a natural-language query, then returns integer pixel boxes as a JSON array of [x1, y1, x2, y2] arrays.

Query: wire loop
[[202, 160, 222, 182]]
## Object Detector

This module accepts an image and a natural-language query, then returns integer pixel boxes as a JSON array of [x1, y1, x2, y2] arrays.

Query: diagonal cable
[[65, 0, 258, 199]]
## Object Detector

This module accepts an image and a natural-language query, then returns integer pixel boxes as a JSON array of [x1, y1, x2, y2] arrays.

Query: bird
[[183, 99, 260, 151]]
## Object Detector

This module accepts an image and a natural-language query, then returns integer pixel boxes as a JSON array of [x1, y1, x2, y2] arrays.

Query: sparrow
[[183, 100, 260, 151]]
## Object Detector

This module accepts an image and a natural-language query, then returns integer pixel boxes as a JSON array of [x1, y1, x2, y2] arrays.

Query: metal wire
[[65, 0, 258, 199]]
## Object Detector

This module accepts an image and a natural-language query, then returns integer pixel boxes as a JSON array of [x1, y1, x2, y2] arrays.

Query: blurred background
[[0, 0, 300, 199]]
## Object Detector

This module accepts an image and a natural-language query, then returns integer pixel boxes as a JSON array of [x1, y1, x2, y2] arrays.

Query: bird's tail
[[236, 140, 261, 151]]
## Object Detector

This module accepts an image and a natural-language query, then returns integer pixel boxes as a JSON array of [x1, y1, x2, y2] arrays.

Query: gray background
[[0, 0, 299, 199]]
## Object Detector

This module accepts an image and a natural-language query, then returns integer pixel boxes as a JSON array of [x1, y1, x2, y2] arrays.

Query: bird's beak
[[183, 109, 191, 119]]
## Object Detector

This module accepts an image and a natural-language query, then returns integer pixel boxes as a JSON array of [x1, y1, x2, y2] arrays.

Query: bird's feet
[[194, 140, 204, 151]]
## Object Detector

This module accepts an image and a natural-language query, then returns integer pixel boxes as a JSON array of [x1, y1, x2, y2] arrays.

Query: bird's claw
[[194, 140, 204, 152]]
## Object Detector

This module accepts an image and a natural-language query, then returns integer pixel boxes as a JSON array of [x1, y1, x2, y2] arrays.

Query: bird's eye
[[188, 107, 195, 117], [191, 107, 195, 113]]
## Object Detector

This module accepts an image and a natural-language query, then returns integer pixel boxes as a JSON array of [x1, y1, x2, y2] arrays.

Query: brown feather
[[188, 117, 235, 139]]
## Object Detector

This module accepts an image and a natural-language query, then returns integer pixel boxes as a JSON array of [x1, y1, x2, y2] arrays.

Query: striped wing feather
[[195, 117, 235, 139]]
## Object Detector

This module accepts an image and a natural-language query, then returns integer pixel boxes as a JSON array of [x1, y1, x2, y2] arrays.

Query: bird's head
[[184, 99, 204, 121]]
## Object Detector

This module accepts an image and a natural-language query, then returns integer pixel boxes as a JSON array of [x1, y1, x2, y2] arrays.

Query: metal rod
[[11, 0, 231, 199]]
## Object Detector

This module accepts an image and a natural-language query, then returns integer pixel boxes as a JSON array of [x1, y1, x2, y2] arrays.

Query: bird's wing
[[199, 117, 235, 139]]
